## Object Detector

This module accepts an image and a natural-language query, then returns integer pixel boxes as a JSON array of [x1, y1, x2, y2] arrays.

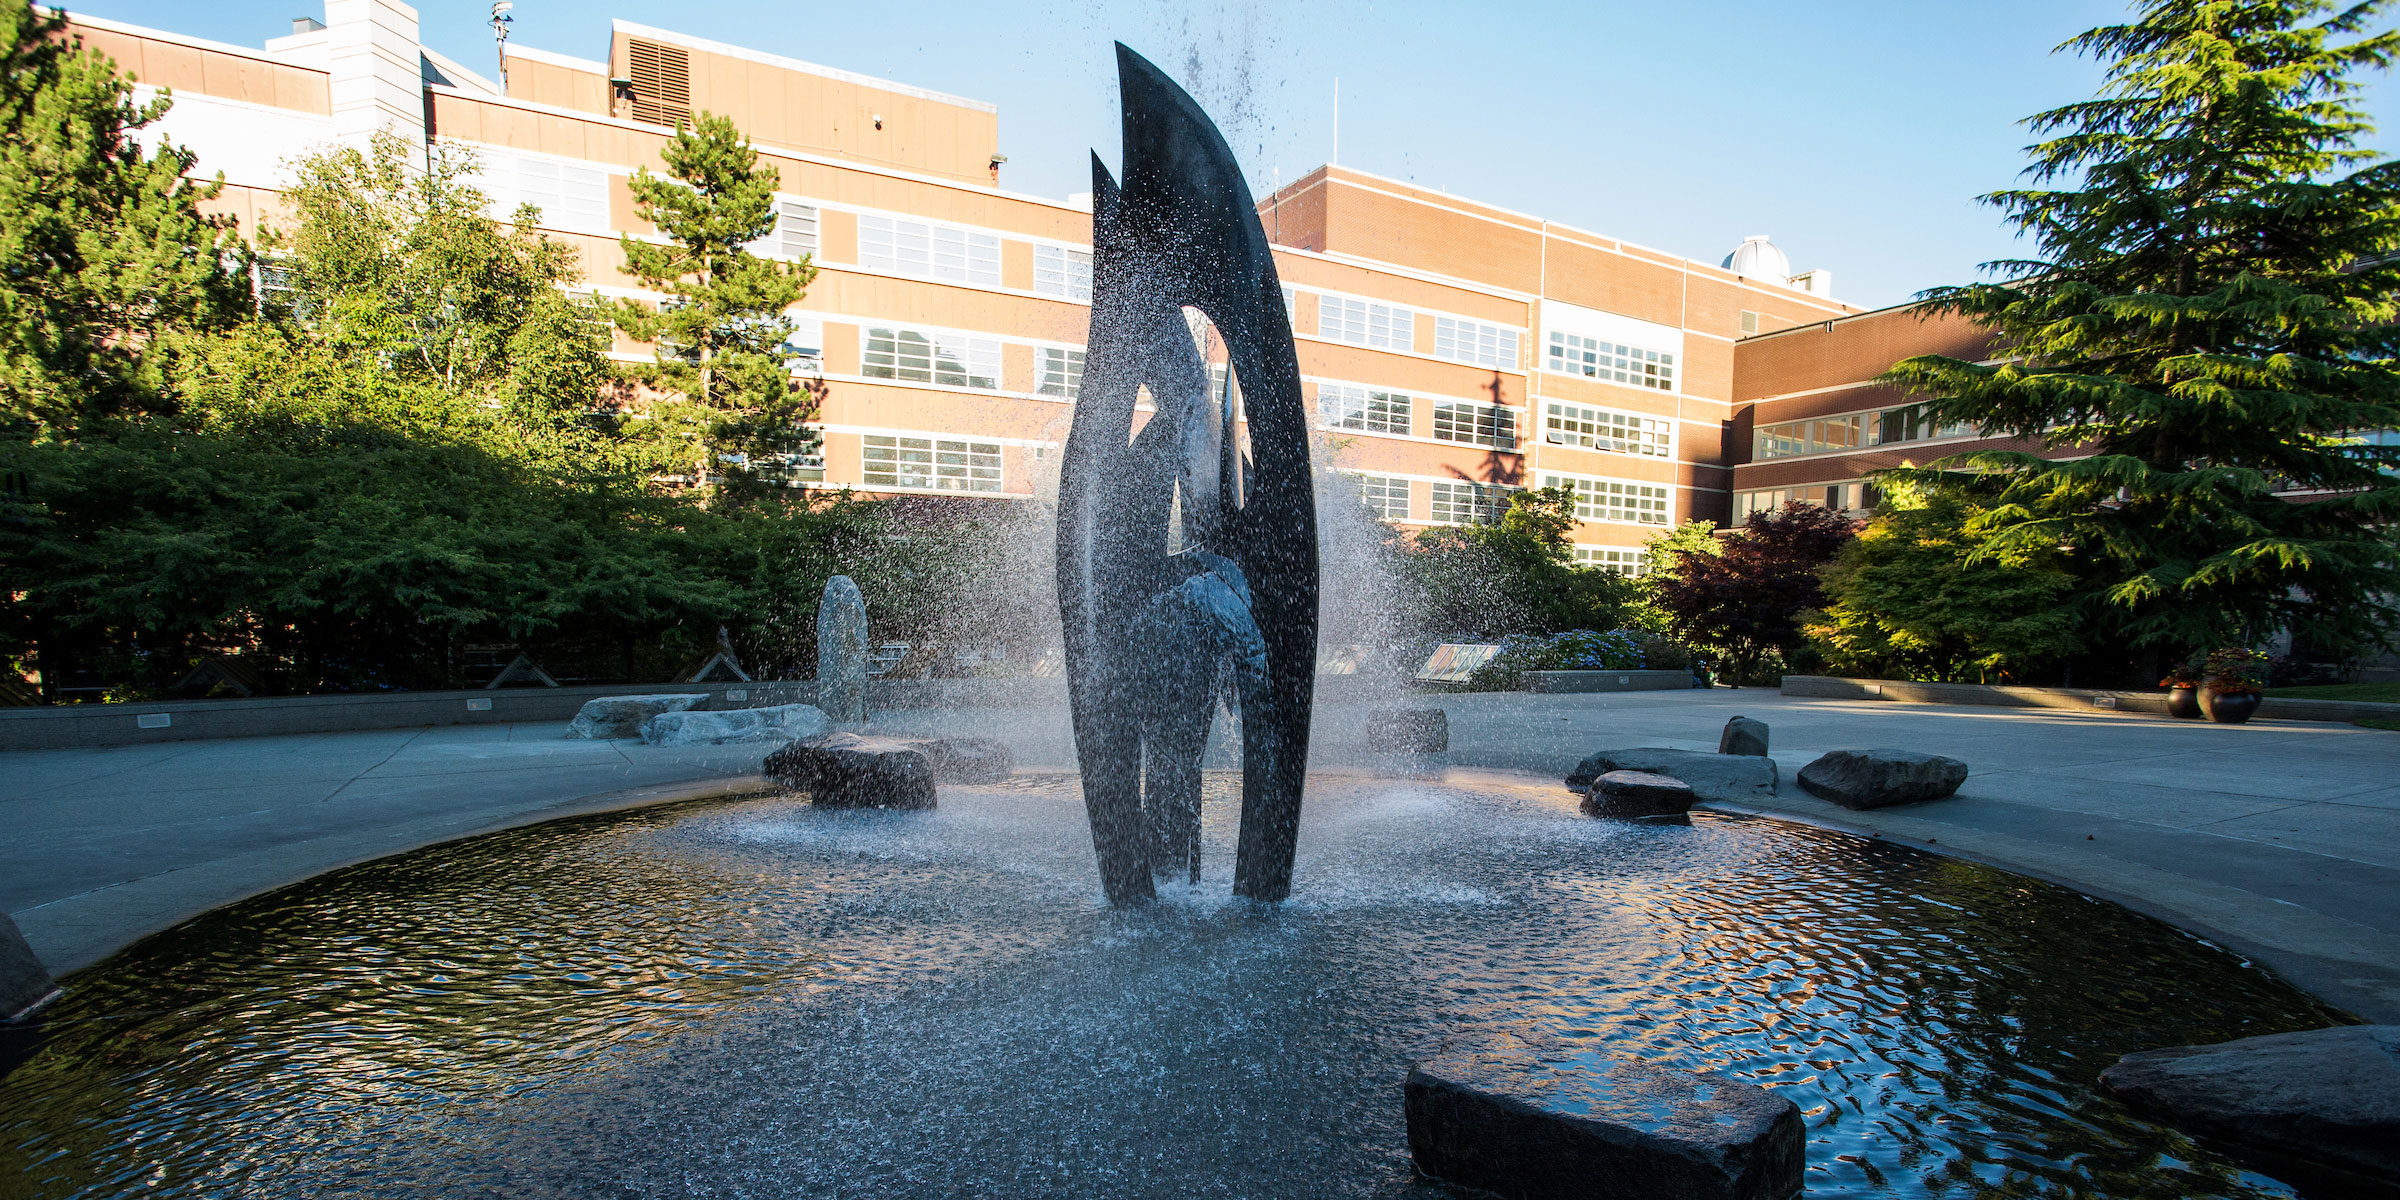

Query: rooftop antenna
[[490, 2, 514, 94]]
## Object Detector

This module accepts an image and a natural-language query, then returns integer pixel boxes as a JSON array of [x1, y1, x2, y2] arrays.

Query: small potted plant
[[2159, 660, 2203, 719], [2198, 648, 2269, 725]]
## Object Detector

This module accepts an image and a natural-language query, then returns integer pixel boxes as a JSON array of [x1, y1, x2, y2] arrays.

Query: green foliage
[[613, 112, 818, 502], [1806, 483, 2083, 682], [1388, 486, 1636, 643], [1646, 503, 1856, 684], [270, 132, 598, 403], [1463, 628, 1649, 690], [1884, 0, 2400, 671], [0, 0, 248, 432], [2202, 646, 2272, 693]]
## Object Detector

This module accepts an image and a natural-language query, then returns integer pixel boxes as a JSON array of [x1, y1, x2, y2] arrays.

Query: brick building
[[66, 1, 1960, 574]]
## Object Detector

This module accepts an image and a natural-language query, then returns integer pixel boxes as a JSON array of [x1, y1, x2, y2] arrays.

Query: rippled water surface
[[0, 770, 2348, 1198]]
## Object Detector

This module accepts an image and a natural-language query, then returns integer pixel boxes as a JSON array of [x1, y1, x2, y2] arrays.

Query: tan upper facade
[[66, 2, 1888, 574]]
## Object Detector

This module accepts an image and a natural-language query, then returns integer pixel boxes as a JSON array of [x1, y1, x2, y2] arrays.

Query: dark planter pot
[[2199, 688, 2261, 725], [2164, 685, 2201, 719]]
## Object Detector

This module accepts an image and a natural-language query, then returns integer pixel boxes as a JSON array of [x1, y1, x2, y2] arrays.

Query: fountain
[[1057, 45, 1317, 905]]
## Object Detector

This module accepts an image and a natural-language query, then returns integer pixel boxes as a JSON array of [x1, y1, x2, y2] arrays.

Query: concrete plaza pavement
[[4, 689, 2397, 1022]]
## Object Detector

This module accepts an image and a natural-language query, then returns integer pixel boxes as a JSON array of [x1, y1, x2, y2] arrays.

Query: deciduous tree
[[1647, 502, 1855, 684]]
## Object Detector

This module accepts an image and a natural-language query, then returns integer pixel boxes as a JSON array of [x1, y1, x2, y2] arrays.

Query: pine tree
[[1887, 0, 2400, 671], [0, 0, 249, 432], [613, 113, 817, 502]]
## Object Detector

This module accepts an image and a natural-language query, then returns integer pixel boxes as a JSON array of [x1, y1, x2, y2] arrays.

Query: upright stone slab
[[1406, 1041, 1804, 1200], [817, 574, 869, 723], [1719, 715, 1769, 757], [2, 912, 59, 1022]]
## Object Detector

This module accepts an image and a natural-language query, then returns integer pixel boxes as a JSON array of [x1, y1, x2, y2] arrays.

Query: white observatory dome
[[1721, 235, 1792, 282]]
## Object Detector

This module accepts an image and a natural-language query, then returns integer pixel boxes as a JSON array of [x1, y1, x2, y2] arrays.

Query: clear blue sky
[[68, 0, 2400, 308]]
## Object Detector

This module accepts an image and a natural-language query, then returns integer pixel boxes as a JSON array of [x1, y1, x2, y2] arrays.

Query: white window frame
[[1428, 479, 1518, 525], [1433, 315, 1520, 369], [861, 325, 1002, 390], [1572, 545, 1648, 577], [1352, 473, 1410, 521], [1544, 400, 1674, 458], [1317, 382, 1412, 436], [1541, 471, 1672, 527], [1038, 345, 1085, 399], [473, 147, 611, 236], [1034, 243, 1093, 303], [782, 315, 824, 372], [862, 432, 1004, 493], [858, 214, 1000, 287], [1431, 400, 1518, 450], [749, 198, 820, 261], [1318, 294, 1416, 351]]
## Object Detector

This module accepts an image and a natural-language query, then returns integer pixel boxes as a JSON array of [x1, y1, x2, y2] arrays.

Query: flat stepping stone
[[1406, 1042, 1803, 1200], [641, 703, 829, 746], [2102, 1024, 2400, 1190], [2, 912, 59, 1022], [1565, 747, 1777, 803], [764, 732, 937, 809], [564, 693, 708, 740], [1796, 749, 1967, 809], [1581, 770, 1695, 819]]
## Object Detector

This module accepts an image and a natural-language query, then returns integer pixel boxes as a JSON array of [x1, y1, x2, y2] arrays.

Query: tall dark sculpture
[[1056, 44, 1319, 905]]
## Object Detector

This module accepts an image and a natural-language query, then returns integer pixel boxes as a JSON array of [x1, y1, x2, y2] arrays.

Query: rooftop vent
[[291, 16, 325, 34], [625, 39, 691, 128]]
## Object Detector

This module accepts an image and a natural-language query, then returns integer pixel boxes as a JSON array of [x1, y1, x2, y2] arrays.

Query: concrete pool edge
[[22, 774, 784, 979], [1697, 795, 2400, 1026]]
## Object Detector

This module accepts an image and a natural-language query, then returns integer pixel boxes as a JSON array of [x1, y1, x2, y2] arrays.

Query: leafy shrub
[[1462, 629, 1647, 690]]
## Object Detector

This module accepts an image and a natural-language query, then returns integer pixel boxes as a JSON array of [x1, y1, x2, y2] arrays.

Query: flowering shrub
[[2160, 657, 2202, 689], [2202, 647, 2270, 696]]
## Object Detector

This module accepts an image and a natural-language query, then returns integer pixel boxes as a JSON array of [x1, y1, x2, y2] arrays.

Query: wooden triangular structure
[[0, 675, 43, 706], [680, 626, 751, 683], [485, 654, 559, 689], [171, 656, 266, 699]]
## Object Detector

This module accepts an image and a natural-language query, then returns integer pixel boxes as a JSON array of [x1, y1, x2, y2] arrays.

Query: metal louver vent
[[626, 39, 691, 128]]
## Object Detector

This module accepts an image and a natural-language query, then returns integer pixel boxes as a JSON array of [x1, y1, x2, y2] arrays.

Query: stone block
[[1565, 747, 1777, 803], [640, 703, 829, 746], [1581, 770, 1697, 819], [1406, 1042, 1804, 1200], [2, 912, 59, 1022], [817, 575, 870, 723], [1718, 715, 1769, 757], [1365, 707, 1449, 753], [765, 732, 937, 809], [1797, 749, 1968, 809], [907, 736, 1013, 784], [2102, 1024, 2400, 1190], [563, 693, 709, 740]]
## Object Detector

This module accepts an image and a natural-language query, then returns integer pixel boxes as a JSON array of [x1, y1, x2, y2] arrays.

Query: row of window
[[862, 434, 1005, 493], [1736, 482, 1872, 517], [1298, 291, 1523, 370], [1752, 408, 1980, 461], [1543, 401, 1673, 458], [1347, 472, 1672, 529], [1547, 331, 1675, 391], [1316, 383, 1519, 449], [1573, 546, 1648, 577]]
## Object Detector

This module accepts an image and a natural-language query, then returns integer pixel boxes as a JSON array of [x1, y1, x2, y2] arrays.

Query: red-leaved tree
[[1650, 502, 1858, 684]]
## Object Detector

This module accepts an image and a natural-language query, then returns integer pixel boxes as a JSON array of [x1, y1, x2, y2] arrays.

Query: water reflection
[[0, 773, 2347, 1198]]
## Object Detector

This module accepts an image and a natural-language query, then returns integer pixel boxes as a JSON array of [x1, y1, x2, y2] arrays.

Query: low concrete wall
[[0, 677, 1080, 751], [1520, 670, 1694, 695], [1780, 675, 2400, 725]]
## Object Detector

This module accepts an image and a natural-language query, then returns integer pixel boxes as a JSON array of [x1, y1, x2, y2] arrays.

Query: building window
[[1542, 473, 1671, 526], [1354, 473, 1409, 520], [1434, 316, 1520, 369], [1281, 284, 1299, 330], [477, 150, 610, 235], [782, 316, 824, 371], [1573, 546, 1647, 577], [1035, 244, 1093, 302], [1039, 346, 1085, 398], [1750, 409, 1978, 461], [1432, 401, 1517, 449], [859, 215, 1001, 287], [254, 259, 305, 318], [862, 326, 1001, 389], [750, 200, 819, 260], [1318, 383, 1410, 435], [1429, 480, 1516, 524], [1544, 401, 1671, 457], [1319, 295, 1415, 350], [1547, 331, 1676, 391], [863, 434, 1002, 492], [1737, 483, 1869, 517]]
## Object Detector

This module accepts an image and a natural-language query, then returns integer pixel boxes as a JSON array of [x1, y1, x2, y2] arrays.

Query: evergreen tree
[[1806, 483, 2083, 683], [0, 0, 248, 432], [613, 113, 818, 502], [1887, 0, 2400, 671]]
